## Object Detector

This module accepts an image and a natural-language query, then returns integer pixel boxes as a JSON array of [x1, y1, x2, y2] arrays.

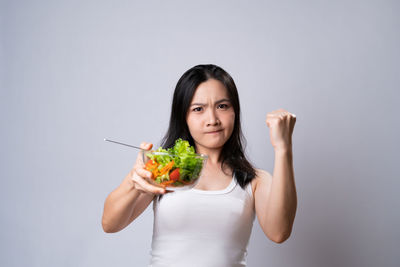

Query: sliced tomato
[[169, 168, 180, 181]]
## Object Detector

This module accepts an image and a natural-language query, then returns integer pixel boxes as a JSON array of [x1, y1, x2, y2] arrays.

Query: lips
[[205, 129, 223, 134]]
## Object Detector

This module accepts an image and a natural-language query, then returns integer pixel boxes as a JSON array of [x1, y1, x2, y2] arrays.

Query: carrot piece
[[159, 161, 175, 176], [144, 159, 161, 179]]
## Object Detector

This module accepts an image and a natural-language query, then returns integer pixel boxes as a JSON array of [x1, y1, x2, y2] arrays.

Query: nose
[[206, 109, 220, 126]]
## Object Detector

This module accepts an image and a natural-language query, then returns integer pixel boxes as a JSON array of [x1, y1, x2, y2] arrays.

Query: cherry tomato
[[169, 168, 180, 181]]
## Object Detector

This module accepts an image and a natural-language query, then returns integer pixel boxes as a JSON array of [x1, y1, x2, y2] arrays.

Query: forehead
[[191, 79, 229, 102]]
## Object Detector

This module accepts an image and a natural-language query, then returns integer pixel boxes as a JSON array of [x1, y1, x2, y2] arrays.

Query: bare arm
[[101, 142, 165, 233], [255, 109, 297, 243], [101, 174, 153, 233], [254, 148, 297, 243]]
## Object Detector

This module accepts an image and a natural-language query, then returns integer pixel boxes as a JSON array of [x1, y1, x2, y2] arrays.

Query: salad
[[144, 138, 206, 187]]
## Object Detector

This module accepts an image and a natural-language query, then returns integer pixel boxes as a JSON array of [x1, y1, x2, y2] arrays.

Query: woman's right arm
[[101, 142, 165, 233]]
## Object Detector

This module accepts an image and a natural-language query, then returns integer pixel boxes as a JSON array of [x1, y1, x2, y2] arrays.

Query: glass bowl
[[142, 150, 208, 191]]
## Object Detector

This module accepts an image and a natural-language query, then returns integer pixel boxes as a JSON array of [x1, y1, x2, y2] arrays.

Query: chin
[[197, 139, 226, 150]]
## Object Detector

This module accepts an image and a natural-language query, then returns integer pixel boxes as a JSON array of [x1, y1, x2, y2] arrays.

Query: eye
[[192, 107, 203, 112], [217, 103, 229, 109]]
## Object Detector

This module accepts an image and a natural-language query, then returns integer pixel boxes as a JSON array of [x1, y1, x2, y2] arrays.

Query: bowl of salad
[[142, 139, 207, 191]]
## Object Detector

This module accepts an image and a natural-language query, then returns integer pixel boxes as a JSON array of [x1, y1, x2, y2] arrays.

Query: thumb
[[140, 142, 153, 150]]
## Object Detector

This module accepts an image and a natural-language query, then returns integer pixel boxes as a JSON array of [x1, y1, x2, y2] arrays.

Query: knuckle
[[132, 172, 143, 182], [138, 167, 151, 178], [131, 175, 139, 183], [136, 171, 146, 179]]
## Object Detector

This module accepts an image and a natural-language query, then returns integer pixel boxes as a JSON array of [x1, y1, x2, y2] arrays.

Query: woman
[[102, 64, 297, 266]]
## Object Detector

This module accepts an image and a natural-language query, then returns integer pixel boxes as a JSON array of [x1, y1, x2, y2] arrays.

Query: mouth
[[205, 129, 223, 134]]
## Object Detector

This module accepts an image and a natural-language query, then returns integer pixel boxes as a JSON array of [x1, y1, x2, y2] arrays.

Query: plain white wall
[[1, 0, 399, 266]]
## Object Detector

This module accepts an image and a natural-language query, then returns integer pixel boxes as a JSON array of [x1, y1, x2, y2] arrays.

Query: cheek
[[225, 112, 235, 129], [186, 116, 201, 134]]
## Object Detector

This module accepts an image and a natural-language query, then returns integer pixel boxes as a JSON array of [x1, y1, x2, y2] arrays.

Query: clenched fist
[[266, 109, 296, 151]]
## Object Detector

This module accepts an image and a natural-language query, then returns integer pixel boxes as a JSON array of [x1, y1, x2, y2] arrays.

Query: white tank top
[[149, 174, 255, 267]]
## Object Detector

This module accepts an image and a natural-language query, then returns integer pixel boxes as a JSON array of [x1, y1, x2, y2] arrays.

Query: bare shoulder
[[251, 168, 273, 195]]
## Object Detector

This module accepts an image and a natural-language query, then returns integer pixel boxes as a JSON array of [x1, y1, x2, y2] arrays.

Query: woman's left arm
[[254, 109, 297, 244]]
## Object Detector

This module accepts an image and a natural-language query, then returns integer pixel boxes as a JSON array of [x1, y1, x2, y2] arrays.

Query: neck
[[195, 146, 222, 165], [196, 145, 233, 176]]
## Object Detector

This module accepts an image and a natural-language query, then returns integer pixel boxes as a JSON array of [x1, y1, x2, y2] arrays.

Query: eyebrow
[[190, 98, 231, 107]]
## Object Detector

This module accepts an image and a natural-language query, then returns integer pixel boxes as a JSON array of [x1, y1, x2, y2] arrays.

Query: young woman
[[102, 64, 297, 266]]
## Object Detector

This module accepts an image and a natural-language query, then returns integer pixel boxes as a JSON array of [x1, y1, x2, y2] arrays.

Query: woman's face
[[186, 79, 235, 153]]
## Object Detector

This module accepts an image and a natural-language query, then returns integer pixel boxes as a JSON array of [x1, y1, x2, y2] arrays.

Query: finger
[[133, 182, 147, 193], [266, 117, 279, 126], [136, 142, 153, 165], [135, 167, 153, 180], [134, 182, 162, 195], [291, 114, 297, 126], [270, 108, 286, 114], [140, 142, 153, 150], [132, 174, 165, 194], [267, 112, 283, 118], [279, 110, 289, 116], [135, 150, 146, 166]]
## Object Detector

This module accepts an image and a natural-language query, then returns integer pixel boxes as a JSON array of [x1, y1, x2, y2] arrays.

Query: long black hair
[[161, 64, 256, 189]]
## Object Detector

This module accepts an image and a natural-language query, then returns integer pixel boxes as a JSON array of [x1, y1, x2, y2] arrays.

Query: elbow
[[268, 230, 292, 244], [261, 224, 292, 244], [102, 218, 119, 233], [102, 225, 114, 234], [270, 233, 290, 244], [102, 224, 118, 234], [102, 222, 114, 233]]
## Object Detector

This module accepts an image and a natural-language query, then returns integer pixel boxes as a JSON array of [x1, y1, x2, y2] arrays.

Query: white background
[[1, 0, 399, 266]]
